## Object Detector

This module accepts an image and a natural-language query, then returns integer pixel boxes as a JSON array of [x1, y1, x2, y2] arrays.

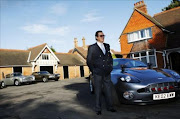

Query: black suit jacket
[[87, 43, 113, 76]]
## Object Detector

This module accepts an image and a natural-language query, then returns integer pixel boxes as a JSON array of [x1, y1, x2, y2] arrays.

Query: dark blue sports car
[[89, 58, 180, 104]]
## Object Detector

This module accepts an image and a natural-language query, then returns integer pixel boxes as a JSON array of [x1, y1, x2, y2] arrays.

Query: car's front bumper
[[115, 82, 179, 104]]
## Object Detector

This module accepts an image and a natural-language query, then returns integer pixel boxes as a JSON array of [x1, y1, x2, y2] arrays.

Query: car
[[0, 80, 6, 89], [89, 58, 180, 104], [3, 72, 35, 86], [32, 71, 60, 82]]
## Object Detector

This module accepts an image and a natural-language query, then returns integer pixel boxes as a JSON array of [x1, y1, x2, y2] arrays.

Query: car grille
[[137, 82, 178, 93]]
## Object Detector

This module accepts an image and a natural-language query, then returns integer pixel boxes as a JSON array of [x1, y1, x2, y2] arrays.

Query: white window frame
[[130, 50, 157, 68], [128, 28, 152, 43], [42, 54, 49, 60]]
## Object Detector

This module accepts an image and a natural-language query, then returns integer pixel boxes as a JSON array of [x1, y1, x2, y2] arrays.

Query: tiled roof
[[28, 43, 47, 61], [0, 49, 31, 67], [153, 7, 180, 49], [55, 53, 86, 66], [135, 8, 164, 28]]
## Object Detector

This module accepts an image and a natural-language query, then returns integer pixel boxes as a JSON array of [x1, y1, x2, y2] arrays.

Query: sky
[[0, 0, 172, 53]]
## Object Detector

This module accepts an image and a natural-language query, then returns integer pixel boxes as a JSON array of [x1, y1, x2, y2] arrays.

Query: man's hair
[[95, 30, 103, 40]]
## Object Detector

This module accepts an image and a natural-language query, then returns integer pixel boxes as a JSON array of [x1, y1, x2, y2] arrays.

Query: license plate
[[153, 92, 175, 100]]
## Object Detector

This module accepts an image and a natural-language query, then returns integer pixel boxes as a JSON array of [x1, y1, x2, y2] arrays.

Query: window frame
[[127, 27, 152, 43]]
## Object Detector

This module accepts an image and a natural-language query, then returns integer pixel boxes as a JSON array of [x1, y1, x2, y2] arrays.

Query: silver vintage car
[[3, 72, 35, 86]]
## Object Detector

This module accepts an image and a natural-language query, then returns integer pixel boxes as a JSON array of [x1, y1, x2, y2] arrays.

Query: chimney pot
[[74, 38, 78, 48], [134, 0, 147, 14]]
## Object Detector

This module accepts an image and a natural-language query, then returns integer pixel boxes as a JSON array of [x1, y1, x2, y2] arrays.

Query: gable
[[122, 10, 155, 34], [28, 43, 59, 62]]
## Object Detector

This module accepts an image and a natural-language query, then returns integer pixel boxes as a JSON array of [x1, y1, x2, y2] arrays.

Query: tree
[[50, 46, 56, 52], [162, 0, 180, 11]]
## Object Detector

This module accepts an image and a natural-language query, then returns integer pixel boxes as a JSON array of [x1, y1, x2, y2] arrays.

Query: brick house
[[119, 0, 180, 73], [0, 43, 89, 80]]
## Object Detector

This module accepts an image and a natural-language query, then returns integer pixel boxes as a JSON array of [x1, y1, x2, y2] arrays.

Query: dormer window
[[42, 54, 49, 60], [128, 28, 152, 43]]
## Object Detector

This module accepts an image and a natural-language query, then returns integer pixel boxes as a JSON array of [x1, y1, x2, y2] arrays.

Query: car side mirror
[[148, 63, 152, 69], [121, 64, 126, 73]]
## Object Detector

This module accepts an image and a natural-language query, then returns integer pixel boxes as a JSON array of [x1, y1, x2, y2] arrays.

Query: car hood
[[112, 68, 176, 85]]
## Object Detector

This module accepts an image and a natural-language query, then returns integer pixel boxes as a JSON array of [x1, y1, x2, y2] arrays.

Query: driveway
[[0, 78, 180, 119]]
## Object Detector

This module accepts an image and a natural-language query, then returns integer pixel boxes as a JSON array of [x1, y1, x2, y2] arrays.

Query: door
[[13, 67, 22, 73], [80, 66, 84, 77], [169, 52, 180, 74], [40, 66, 53, 74], [63, 66, 69, 79]]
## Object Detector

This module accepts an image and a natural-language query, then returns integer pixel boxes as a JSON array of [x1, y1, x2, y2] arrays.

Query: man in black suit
[[87, 30, 116, 115]]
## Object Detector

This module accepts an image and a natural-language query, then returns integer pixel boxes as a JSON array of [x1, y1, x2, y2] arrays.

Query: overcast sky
[[0, 0, 171, 52]]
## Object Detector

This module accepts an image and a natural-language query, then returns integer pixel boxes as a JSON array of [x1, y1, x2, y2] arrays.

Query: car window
[[14, 72, 22, 76], [6, 74, 11, 78], [125, 60, 147, 68], [40, 71, 49, 74]]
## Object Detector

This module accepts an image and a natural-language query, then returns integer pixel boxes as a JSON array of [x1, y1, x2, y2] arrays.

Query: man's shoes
[[96, 111, 101, 115], [107, 109, 117, 112]]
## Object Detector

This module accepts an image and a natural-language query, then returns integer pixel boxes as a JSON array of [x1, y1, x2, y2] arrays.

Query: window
[[42, 54, 49, 60], [131, 50, 157, 67], [128, 28, 152, 43]]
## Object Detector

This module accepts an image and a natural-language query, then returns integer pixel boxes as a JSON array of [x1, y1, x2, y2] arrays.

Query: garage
[[40, 66, 53, 74]]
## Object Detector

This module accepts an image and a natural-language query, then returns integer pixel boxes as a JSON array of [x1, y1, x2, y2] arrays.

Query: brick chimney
[[134, 0, 147, 14], [82, 37, 86, 49], [74, 38, 78, 48]]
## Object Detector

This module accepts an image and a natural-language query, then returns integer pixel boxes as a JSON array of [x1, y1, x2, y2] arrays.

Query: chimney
[[82, 37, 86, 49], [74, 38, 78, 48], [134, 0, 147, 14]]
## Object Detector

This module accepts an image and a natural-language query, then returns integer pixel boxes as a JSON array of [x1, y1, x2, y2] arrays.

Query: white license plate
[[153, 92, 175, 100]]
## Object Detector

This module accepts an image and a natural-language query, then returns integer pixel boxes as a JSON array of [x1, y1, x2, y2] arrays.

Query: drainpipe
[[162, 51, 166, 68]]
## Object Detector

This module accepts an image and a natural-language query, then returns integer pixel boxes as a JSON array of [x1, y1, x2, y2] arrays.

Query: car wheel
[[89, 79, 94, 94], [1, 81, 5, 89], [14, 80, 21, 86], [42, 77, 48, 82], [54, 78, 59, 81]]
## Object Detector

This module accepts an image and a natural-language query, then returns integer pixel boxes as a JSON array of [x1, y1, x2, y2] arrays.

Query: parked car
[[89, 58, 180, 104], [32, 71, 60, 82], [0, 80, 6, 89], [3, 72, 35, 86]]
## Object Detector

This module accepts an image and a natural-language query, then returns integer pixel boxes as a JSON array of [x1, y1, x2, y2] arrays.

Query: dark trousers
[[94, 74, 113, 112]]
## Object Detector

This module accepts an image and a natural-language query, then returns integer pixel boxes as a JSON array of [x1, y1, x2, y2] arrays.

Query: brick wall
[[23, 67, 32, 76], [84, 66, 90, 77], [57, 66, 64, 80], [68, 66, 80, 79]]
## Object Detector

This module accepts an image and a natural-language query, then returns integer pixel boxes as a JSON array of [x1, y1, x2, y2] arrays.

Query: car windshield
[[113, 59, 147, 69], [13, 72, 22, 76], [40, 71, 50, 74]]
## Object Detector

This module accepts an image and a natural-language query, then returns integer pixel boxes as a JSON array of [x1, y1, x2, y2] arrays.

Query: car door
[[4, 74, 14, 85]]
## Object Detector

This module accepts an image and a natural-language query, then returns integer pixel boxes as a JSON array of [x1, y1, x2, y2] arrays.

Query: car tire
[[54, 78, 59, 81], [1, 81, 5, 89], [42, 77, 48, 83], [14, 80, 21, 86]]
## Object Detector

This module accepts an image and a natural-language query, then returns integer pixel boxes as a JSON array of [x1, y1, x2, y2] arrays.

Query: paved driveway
[[0, 78, 180, 119]]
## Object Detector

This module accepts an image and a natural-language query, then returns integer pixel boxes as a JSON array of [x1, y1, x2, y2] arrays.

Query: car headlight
[[120, 76, 140, 83], [120, 76, 131, 82]]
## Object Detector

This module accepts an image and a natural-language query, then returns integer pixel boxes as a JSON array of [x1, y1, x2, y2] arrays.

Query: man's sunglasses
[[99, 35, 105, 37]]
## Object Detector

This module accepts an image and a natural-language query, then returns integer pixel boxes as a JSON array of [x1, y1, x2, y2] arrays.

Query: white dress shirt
[[97, 41, 106, 54]]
